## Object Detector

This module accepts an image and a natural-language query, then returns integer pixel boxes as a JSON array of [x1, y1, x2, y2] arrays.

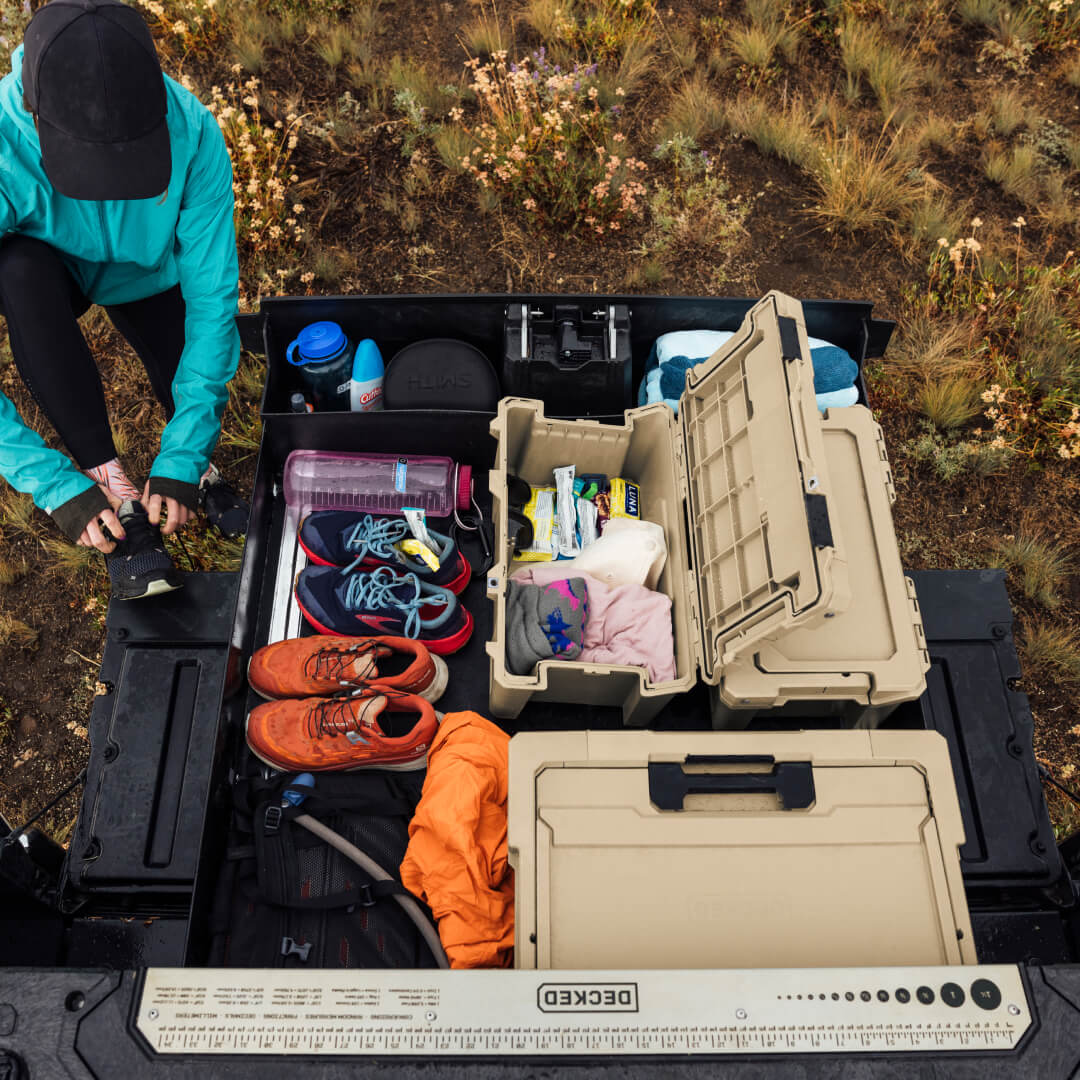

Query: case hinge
[[874, 420, 896, 505], [905, 576, 930, 668]]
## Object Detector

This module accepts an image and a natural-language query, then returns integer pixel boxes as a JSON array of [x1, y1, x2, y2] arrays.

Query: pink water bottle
[[283, 451, 473, 517]]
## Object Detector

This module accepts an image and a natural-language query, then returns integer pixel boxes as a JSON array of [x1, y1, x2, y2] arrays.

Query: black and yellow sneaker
[[104, 500, 183, 600]]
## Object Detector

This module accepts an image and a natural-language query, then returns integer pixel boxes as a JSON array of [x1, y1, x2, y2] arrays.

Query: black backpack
[[208, 770, 438, 969]]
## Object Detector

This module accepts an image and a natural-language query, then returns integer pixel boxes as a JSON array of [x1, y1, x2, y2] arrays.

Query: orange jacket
[[400, 712, 514, 968]]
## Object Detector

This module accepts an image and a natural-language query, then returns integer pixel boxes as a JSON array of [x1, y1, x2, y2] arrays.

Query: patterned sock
[[85, 458, 140, 502]]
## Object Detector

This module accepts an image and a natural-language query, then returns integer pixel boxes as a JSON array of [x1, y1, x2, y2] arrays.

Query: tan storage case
[[486, 290, 927, 726], [509, 729, 977, 970], [711, 406, 930, 727]]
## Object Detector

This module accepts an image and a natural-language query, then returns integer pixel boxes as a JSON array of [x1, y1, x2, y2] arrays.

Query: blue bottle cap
[[295, 322, 348, 362]]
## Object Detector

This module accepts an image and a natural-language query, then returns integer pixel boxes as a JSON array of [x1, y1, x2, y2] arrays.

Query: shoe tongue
[[118, 499, 140, 520], [346, 648, 378, 681], [349, 692, 387, 737]]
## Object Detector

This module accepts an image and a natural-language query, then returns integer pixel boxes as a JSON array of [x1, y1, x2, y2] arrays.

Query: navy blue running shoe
[[298, 512, 471, 594], [295, 565, 474, 655], [104, 500, 183, 600]]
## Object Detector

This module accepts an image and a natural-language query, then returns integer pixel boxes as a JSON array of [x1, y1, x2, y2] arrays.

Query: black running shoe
[[105, 500, 184, 600], [199, 463, 249, 539]]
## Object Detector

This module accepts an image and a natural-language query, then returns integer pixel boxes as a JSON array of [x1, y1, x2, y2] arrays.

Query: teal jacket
[[0, 45, 240, 536]]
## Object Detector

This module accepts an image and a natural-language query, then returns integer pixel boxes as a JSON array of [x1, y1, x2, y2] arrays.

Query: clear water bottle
[[284, 451, 473, 516]]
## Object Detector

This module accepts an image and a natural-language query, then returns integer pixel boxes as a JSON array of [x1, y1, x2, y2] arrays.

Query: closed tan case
[[509, 729, 976, 971]]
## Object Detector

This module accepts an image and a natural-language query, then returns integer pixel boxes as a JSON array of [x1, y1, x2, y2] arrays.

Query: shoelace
[[341, 515, 410, 574], [303, 642, 378, 686], [305, 695, 378, 740], [304, 687, 414, 740], [341, 566, 447, 639], [114, 505, 160, 558]]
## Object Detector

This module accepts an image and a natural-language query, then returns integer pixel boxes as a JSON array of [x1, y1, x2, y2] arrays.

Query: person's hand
[[77, 486, 125, 553], [141, 481, 194, 535]]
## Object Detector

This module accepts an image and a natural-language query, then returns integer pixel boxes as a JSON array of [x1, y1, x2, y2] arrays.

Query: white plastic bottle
[[350, 338, 385, 412]]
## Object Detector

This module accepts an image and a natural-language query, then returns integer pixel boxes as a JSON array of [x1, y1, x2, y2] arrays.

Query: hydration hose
[[293, 812, 450, 970]]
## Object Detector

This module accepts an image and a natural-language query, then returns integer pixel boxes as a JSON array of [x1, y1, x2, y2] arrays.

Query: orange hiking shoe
[[247, 635, 448, 703], [246, 691, 440, 772]]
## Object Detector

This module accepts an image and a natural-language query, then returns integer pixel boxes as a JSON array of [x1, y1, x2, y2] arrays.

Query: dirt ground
[[1, 0, 1078, 843]]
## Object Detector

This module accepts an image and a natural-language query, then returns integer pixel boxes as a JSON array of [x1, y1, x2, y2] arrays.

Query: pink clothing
[[511, 565, 677, 684]]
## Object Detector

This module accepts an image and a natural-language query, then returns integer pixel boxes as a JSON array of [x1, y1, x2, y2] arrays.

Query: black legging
[[0, 234, 186, 470]]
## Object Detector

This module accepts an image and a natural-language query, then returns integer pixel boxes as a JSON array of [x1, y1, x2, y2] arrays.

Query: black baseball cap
[[23, 0, 171, 201]]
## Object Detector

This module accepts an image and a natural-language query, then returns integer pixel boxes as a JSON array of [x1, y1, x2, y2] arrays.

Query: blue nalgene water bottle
[[286, 321, 355, 411]]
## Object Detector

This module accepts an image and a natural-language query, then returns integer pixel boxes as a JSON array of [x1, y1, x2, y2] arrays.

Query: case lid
[[679, 292, 849, 681], [715, 407, 929, 707], [508, 730, 975, 972]]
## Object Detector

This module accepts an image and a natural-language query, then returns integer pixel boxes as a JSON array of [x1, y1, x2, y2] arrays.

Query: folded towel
[[640, 329, 860, 416], [816, 385, 859, 413], [807, 341, 859, 396]]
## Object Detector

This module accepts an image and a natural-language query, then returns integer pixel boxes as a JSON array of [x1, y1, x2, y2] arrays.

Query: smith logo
[[537, 983, 639, 1013], [408, 373, 473, 391]]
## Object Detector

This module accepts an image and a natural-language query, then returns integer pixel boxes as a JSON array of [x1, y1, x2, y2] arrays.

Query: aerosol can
[[350, 338, 385, 412]]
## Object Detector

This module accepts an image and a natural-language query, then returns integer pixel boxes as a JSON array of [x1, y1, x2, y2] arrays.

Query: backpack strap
[[240, 875, 408, 911]]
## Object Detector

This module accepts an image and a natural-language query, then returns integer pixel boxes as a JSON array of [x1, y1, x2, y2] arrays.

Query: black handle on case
[[648, 755, 816, 811]]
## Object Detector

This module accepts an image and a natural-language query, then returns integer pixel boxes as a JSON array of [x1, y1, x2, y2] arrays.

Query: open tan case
[[486, 291, 929, 727], [509, 729, 977, 970]]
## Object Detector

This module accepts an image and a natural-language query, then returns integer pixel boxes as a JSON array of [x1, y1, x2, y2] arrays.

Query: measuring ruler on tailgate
[[137, 966, 1030, 1056]]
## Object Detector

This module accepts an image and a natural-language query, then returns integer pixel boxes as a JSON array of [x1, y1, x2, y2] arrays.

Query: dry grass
[[40, 538, 107, 586], [982, 142, 1040, 203], [312, 20, 362, 78], [462, 5, 510, 58], [659, 74, 725, 143], [727, 18, 801, 73], [1021, 620, 1080, 683], [957, 0, 1005, 27], [524, 0, 565, 41], [811, 130, 925, 234], [884, 314, 986, 381], [0, 556, 29, 587], [723, 96, 821, 170], [667, 27, 699, 75], [387, 57, 455, 115], [0, 612, 39, 650], [988, 87, 1028, 136], [1037, 171, 1075, 232], [995, 532, 1075, 608], [917, 113, 953, 151], [433, 123, 471, 173], [838, 19, 923, 115], [232, 24, 268, 73], [308, 245, 350, 288], [0, 490, 42, 542], [918, 377, 983, 430], [596, 31, 654, 101], [904, 193, 970, 252]]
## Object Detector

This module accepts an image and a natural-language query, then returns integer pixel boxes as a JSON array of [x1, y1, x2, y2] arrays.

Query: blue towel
[[816, 386, 859, 413], [639, 329, 859, 416], [809, 343, 858, 396]]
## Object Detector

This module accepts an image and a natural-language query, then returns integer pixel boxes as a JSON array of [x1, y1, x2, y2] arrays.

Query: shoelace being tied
[[341, 515, 410, 574], [303, 641, 380, 686], [342, 566, 447, 639], [114, 505, 159, 557]]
